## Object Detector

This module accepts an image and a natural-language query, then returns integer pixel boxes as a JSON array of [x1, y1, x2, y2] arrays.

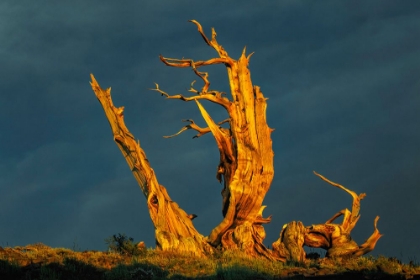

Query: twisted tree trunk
[[91, 20, 381, 261]]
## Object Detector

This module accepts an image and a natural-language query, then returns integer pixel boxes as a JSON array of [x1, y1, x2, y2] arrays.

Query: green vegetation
[[0, 242, 419, 279], [104, 233, 146, 257]]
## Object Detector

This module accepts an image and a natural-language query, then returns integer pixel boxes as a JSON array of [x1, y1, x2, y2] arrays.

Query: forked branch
[[151, 82, 230, 108], [163, 118, 230, 139], [188, 80, 227, 100], [159, 55, 226, 97], [188, 20, 231, 59]]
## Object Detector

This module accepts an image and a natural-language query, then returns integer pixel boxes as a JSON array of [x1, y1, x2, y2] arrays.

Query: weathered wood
[[304, 172, 383, 258], [90, 75, 212, 256], [154, 20, 276, 259], [91, 20, 381, 262], [272, 221, 306, 262]]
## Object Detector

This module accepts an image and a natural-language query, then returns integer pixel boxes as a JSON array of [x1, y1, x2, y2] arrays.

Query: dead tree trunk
[[91, 20, 381, 261], [151, 20, 275, 259], [90, 76, 213, 256]]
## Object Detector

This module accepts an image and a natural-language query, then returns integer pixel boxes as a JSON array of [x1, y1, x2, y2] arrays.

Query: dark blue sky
[[1, 1, 419, 262]]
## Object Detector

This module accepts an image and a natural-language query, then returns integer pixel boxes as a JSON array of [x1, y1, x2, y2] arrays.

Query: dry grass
[[0, 243, 419, 279]]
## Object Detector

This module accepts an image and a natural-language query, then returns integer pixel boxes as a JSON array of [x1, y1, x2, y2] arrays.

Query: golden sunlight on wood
[[91, 20, 381, 262]]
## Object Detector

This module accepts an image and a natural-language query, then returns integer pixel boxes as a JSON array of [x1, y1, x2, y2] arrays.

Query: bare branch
[[325, 209, 346, 224], [188, 19, 231, 59], [353, 216, 383, 257], [150, 82, 230, 108], [188, 80, 199, 95], [192, 63, 211, 94], [160, 55, 232, 68], [188, 19, 211, 46], [164, 119, 230, 139], [159, 55, 232, 101], [164, 119, 209, 139], [313, 171, 365, 232], [188, 80, 228, 100]]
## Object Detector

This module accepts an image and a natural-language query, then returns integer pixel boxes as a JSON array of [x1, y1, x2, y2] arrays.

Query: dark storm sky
[[1, 1, 419, 262]]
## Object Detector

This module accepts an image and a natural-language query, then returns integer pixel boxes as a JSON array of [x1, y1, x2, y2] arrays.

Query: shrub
[[104, 233, 145, 257]]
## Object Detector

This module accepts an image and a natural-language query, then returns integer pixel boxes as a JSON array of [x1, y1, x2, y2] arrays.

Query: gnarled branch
[[313, 171, 365, 233], [163, 118, 230, 139], [188, 80, 227, 100], [353, 215, 382, 257], [303, 172, 382, 258], [160, 55, 232, 69], [151, 82, 230, 109], [188, 20, 232, 61]]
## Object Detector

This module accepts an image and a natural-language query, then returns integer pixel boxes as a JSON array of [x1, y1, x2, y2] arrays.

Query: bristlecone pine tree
[[91, 20, 382, 262]]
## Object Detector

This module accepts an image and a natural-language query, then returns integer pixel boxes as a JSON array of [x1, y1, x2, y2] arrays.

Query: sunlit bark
[[91, 20, 381, 261], [303, 172, 382, 258], [90, 75, 212, 256]]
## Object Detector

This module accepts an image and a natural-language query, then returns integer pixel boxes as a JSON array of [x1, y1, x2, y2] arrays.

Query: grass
[[1, 243, 419, 279]]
